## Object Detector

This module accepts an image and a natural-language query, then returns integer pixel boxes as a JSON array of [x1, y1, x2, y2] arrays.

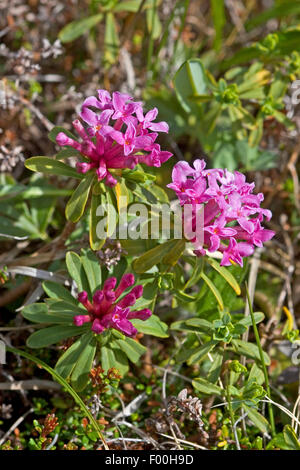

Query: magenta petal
[[127, 309, 152, 321], [134, 135, 153, 149], [148, 121, 169, 133], [208, 234, 220, 252], [73, 315, 91, 326], [80, 107, 98, 126], [115, 274, 135, 298], [125, 121, 136, 141], [145, 108, 158, 122], [239, 217, 255, 234], [82, 96, 102, 109], [130, 285, 143, 299], [91, 319, 105, 334], [115, 318, 137, 337], [118, 293, 136, 308]]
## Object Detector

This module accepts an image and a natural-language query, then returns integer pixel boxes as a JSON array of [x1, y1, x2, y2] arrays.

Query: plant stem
[[5, 345, 109, 450], [225, 374, 239, 449], [245, 283, 276, 436]]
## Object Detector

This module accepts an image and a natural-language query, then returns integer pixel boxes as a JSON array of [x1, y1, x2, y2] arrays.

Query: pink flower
[[55, 90, 173, 186], [167, 159, 275, 266], [73, 273, 151, 337]]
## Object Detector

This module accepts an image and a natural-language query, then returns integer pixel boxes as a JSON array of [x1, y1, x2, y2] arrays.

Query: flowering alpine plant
[[73, 273, 152, 337], [55, 90, 173, 186], [167, 159, 275, 267]]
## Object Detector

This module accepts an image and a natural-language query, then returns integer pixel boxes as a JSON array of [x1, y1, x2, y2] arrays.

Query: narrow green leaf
[[65, 251, 90, 294], [65, 173, 94, 222], [133, 239, 184, 273], [211, 0, 225, 51], [81, 249, 102, 295], [174, 59, 208, 112], [26, 325, 88, 348], [71, 335, 97, 391], [115, 338, 147, 363], [104, 12, 119, 64], [42, 281, 78, 306], [89, 191, 106, 251], [101, 345, 116, 372], [22, 302, 75, 324], [283, 425, 300, 450], [238, 312, 265, 327], [200, 271, 224, 310], [25, 157, 83, 179], [243, 404, 270, 434], [232, 339, 270, 366], [55, 331, 94, 379], [131, 314, 168, 338], [187, 340, 217, 365], [206, 258, 241, 295], [59, 14, 103, 43], [192, 377, 223, 395]]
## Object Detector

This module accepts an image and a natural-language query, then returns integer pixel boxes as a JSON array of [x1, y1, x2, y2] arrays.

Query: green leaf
[[71, 335, 97, 391], [131, 314, 168, 338], [101, 345, 116, 372], [146, 5, 161, 39], [185, 318, 214, 332], [104, 12, 119, 64], [207, 351, 223, 383], [25, 157, 83, 179], [206, 258, 241, 295], [283, 425, 300, 450], [200, 271, 224, 310], [58, 14, 103, 43], [26, 325, 88, 348], [238, 312, 265, 327], [211, 0, 225, 51], [42, 281, 78, 306], [188, 340, 217, 365], [133, 239, 184, 273], [113, 0, 154, 12], [81, 249, 102, 295], [55, 331, 94, 379], [184, 340, 217, 365], [22, 302, 75, 324], [232, 339, 270, 366], [171, 319, 207, 333], [106, 188, 118, 238], [115, 337, 147, 363], [65, 173, 94, 222], [174, 59, 208, 113], [174, 290, 197, 303], [248, 363, 265, 386], [192, 377, 223, 396], [66, 251, 90, 294], [22, 303, 50, 323], [162, 239, 186, 266], [89, 191, 106, 251], [242, 404, 270, 434]]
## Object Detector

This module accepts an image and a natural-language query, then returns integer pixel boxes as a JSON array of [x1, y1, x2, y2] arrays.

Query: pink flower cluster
[[167, 159, 275, 267], [73, 273, 151, 337], [56, 90, 172, 186]]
